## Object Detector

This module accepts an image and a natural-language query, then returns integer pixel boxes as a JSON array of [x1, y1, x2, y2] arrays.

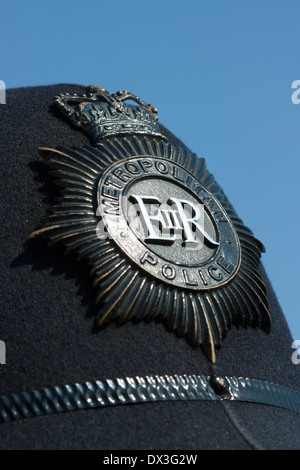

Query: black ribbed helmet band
[[1, 374, 299, 424]]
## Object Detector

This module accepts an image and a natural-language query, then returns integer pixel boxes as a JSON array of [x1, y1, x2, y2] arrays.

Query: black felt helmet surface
[[0, 84, 299, 450]]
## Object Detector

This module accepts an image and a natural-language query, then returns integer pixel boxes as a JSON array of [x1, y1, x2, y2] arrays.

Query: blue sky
[[1, 0, 300, 342]]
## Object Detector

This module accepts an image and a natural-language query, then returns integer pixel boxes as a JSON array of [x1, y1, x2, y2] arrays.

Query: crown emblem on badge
[[54, 85, 164, 145]]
